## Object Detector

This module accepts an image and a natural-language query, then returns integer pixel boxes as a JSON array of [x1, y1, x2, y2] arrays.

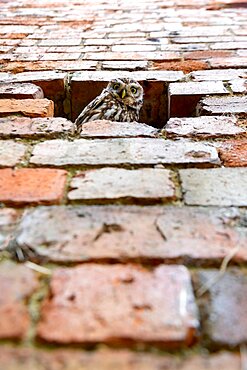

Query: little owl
[[75, 78, 144, 131]]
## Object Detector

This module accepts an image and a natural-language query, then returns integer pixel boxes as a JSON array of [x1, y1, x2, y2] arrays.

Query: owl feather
[[75, 78, 143, 132]]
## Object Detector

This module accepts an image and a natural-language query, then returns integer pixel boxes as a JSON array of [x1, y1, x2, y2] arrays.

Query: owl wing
[[75, 89, 110, 130]]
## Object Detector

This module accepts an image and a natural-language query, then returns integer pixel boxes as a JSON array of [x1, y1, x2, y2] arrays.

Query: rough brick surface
[[0, 208, 19, 250], [197, 96, 247, 117], [30, 138, 220, 167], [68, 168, 176, 203], [14, 206, 247, 264], [0, 140, 26, 167], [180, 168, 247, 206], [0, 117, 73, 139], [168, 81, 228, 118], [0, 347, 242, 370], [164, 116, 245, 139], [37, 264, 199, 346], [0, 99, 54, 118], [0, 262, 38, 340], [218, 140, 247, 167], [0, 168, 67, 205], [0, 83, 44, 99], [79, 120, 159, 138], [0, 72, 67, 116], [197, 270, 247, 346]]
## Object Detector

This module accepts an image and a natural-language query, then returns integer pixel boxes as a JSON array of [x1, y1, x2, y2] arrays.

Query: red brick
[[0, 83, 44, 99], [0, 168, 67, 206], [184, 50, 234, 60], [152, 60, 209, 73], [218, 140, 247, 167], [0, 347, 242, 370], [0, 71, 67, 116], [0, 61, 97, 73], [197, 269, 247, 346], [15, 205, 247, 265], [37, 264, 199, 346], [168, 81, 228, 118], [0, 99, 54, 118], [0, 117, 73, 139], [0, 262, 38, 340]]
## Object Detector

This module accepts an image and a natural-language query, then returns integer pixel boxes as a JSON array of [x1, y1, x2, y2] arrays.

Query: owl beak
[[121, 89, 126, 99]]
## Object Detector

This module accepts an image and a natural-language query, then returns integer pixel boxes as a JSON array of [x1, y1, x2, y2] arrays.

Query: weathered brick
[[152, 60, 209, 73], [79, 120, 158, 138], [0, 261, 38, 340], [0, 83, 44, 99], [37, 264, 199, 346], [30, 138, 220, 167], [164, 116, 246, 139], [101, 61, 148, 71], [0, 168, 67, 206], [71, 71, 184, 127], [0, 140, 26, 167], [0, 99, 54, 118], [83, 51, 180, 61], [68, 168, 176, 203], [180, 168, 247, 206], [190, 69, 247, 81], [197, 270, 247, 346], [184, 50, 234, 60], [0, 117, 73, 139], [0, 208, 19, 250], [0, 71, 67, 116], [197, 96, 247, 118], [14, 205, 247, 264], [209, 57, 247, 68], [168, 81, 228, 118], [0, 347, 241, 370], [218, 140, 247, 167], [229, 79, 247, 93]]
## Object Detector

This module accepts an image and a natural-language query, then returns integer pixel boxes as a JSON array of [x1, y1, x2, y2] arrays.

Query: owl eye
[[113, 83, 120, 89], [130, 87, 137, 94]]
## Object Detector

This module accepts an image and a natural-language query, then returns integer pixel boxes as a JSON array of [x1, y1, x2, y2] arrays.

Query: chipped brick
[[0, 83, 44, 99], [168, 81, 228, 117], [164, 116, 246, 139], [0, 117, 73, 139], [197, 96, 247, 118]]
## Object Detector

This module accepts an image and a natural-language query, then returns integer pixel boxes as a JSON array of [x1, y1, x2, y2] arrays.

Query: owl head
[[106, 78, 144, 111]]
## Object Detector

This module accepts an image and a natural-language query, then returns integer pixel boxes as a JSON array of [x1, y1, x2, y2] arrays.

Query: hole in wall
[[69, 79, 169, 129]]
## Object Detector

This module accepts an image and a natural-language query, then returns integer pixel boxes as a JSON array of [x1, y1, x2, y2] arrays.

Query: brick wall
[[0, 0, 247, 368]]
